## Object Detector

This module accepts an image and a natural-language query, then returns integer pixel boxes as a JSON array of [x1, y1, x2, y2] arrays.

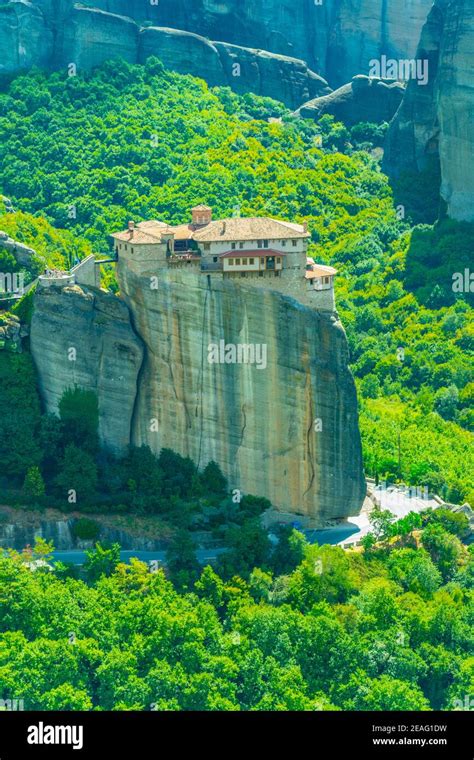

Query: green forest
[[0, 59, 472, 713], [0, 59, 472, 503], [0, 509, 472, 711]]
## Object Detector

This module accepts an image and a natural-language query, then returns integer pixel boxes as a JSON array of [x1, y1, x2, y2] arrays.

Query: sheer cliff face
[[116, 262, 365, 523], [384, 0, 474, 222], [30, 270, 365, 523], [1, 0, 431, 89], [30, 284, 144, 452]]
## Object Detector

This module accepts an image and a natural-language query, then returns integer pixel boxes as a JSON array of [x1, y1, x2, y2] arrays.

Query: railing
[[200, 261, 223, 272]]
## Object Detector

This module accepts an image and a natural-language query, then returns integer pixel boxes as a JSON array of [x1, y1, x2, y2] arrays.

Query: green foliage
[[405, 220, 474, 307], [0, 514, 470, 711], [58, 388, 99, 455], [0, 352, 42, 480], [72, 518, 101, 541], [22, 466, 45, 507]]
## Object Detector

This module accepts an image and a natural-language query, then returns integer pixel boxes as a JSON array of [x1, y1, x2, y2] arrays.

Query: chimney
[[191, 205, 212, 226], [222, 221, 226, 235], [128, 221, 135, 237]]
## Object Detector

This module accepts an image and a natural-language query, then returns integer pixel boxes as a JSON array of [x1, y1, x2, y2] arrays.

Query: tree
[[84, 542, 120, 583], [22, 466, 45, 506], [200, 460, 227, 496], [421, 524, 464, 582], [59, 388, 99, 455], [54, 444, 98, 507], [165, 530, 200, 591]]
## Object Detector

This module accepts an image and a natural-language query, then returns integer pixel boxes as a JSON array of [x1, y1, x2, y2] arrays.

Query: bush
[[72, 518, 101, 541]]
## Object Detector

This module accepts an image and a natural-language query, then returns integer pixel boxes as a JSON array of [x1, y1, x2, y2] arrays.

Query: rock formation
[[0, 0, 433, 102], [30, 283, 144, 453], [383, 0, 474, 222], [297, 75, 405, 127], [30, 270, 365, 525]]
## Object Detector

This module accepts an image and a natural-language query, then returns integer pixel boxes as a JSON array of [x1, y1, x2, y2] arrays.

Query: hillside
[[0, 60, 472, 505]]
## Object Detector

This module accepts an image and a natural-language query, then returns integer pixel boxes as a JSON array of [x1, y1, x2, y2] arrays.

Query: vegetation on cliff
[[0, 59, 472, 503]]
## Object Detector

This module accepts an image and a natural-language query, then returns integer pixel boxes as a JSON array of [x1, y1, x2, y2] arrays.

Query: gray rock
[[0, 0, 434, 102], [383, 0, 474, 222], [30, 283, 145, 453], [297, 75, 405, 126]]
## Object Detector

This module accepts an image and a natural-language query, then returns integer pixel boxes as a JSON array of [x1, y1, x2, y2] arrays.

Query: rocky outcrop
[[0, 313, 23, 352], [119, 266, 364, 523], [30, 283, 144, 453], [0, 230, 43, 267], [297, 75, 405, 127], [383, 0, 474, 222], [29, 269, 365, 524], [0, 3, 329, 109], [0, 0, 433, 101], [139, 28, 330, 107]]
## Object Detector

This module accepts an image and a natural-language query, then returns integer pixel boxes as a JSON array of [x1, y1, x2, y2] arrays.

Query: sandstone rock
[[0, 1, 53, 75], [383, 0, 474, 222], [297, 75, 405, 126], [29, 265, 365, 523], [1, 0, 432, 99], [30, 283, 144, 452], [116, 264, 365, 524], [55, 6, 139, 71]]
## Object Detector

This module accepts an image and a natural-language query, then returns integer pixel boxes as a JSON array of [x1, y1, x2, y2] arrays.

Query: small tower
[[191, 205, 212, 227]]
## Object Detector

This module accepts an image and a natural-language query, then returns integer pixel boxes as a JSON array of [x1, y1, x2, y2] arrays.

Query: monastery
[[111, 205, 338, 311]]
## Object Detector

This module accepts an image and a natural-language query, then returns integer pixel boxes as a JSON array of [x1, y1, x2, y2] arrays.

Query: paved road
[[52, 548, 227, 567], [51, 486, 440, 565]]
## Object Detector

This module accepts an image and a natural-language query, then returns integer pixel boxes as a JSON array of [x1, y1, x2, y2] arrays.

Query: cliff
[[29, 272, 365, 525], [297, 75, 405, 126], [0, 0, 432, 100], [383, 0, 474, 222], [30, 283, 144, 452]]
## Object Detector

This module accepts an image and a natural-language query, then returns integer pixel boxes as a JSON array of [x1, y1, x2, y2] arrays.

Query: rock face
[[297, 75, 405, 127], [30, 283, 144, 453], [0, 0, 433, 100], [383, 0, 474, 222], [29, 269, 365, 524]]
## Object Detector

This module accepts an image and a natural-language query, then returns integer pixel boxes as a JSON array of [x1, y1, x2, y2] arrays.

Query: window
[[292, 240, 297, 247], [204, 243, 210, 251], [131, 248, 134, 254], [236, 258, 241, 265], [231, 243, 236, 250], [324, 277, 329, 284], [213, 257, 218, 263], [281, 240, 286, 247], [240, 272, 246, 278], [257, 240, 263, 248], [242, 258, 247, 265], [263, 240, 269, 248], [229, 259, 234, 266], [249, 258, 254, 265], [276, 258, 281, 264], [259, 271, 263, 278], [239, 242, 244, 249], [124, 244, 127, 251]]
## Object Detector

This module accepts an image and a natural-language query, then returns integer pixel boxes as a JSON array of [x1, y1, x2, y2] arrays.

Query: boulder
[[297, 75, 405, 126]]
